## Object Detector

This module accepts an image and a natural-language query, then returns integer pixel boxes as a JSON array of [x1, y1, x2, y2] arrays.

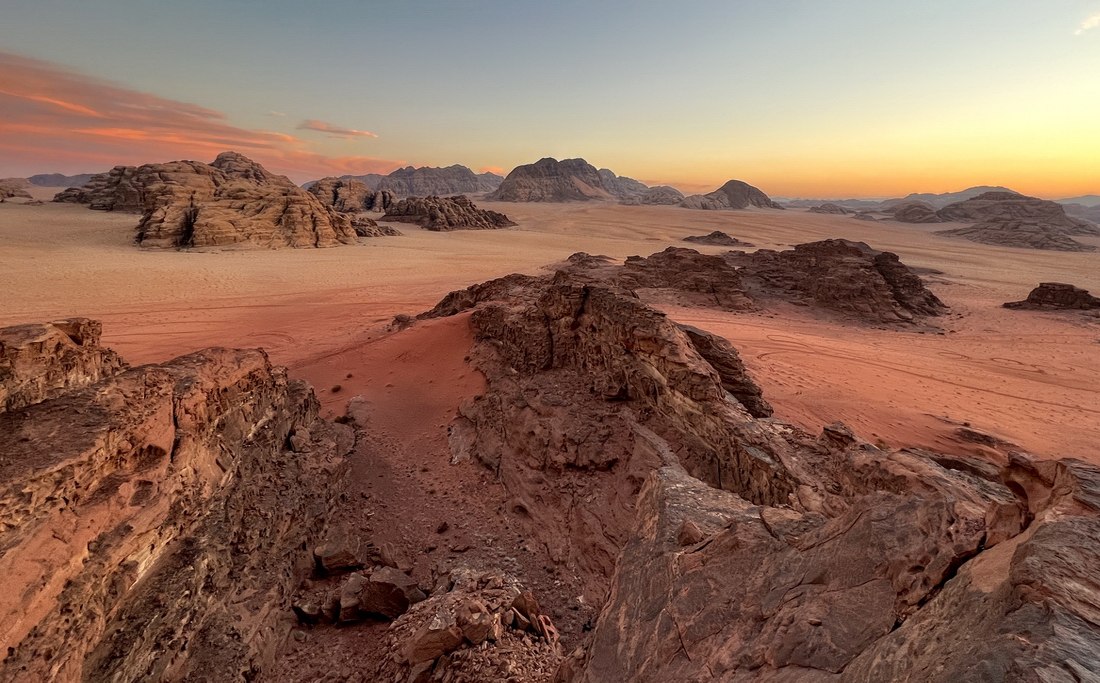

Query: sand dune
[[1, 200, 1097, 461]]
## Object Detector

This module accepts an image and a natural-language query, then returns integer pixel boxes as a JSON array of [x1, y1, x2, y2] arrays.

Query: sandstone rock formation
[[54, 152, 365, 248], [808, 202, 851, 214], [726, 239, 947, 324], [682, 230, 753, 246], [0, 178, 32, 201], [306, 177, 396, 213], [0, 319, 351, 681], [888, 200, 943, 223], [619, 185, 685, 205], [679, 179, 783, 210], [27, 173, 98, 188], [382, 195, 517, 231], [317, 165, 503, 197], [1004, 282, 1100, 310], [488, 158, 653, 202], [419, 266, 1100, 682], [885, 185, 1017, 209], [933, 191, 1099, 251]]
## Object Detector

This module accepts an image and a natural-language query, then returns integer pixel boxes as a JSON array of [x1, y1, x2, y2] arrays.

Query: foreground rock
[[0, 320, 351, 680], [679, 179, 783, 211], [0, 178, 32, 201], [487, 158, 650, 202], [54, 151, 365, 248], [682, 230, 753, 247], [383, 195, 517, 231], [421, 265, 1100, 682], [726, 238, 947, 324], [1004, 282, 1100, 310]]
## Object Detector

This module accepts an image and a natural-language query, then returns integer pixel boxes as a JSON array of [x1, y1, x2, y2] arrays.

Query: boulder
[[1004, 282, 1100, 310]]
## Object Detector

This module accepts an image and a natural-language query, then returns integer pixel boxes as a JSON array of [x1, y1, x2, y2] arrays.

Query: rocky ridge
[[382, 195, 517, 231], [0, 318, 352, 681], [680, 179, 784, 210], [487, 158, 660, 203], [312, 166, 503, 197], [53, 152, 375, 248], [808, 202, 851, 215]]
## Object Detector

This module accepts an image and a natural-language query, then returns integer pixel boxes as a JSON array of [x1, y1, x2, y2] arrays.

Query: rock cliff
[[0, 320, 351, 681]]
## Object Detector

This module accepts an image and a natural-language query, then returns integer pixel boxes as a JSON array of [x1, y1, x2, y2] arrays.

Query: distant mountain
[[27, 173, 98, 188], [680, 179, 783, 211], [780, 198, 885, 211], [884, 186, 1017, 209], [1062, 203, 1100, 223], [303, 165, 502, 196], [487, 158, 658, 203], [1056, 195, 1100, 207]]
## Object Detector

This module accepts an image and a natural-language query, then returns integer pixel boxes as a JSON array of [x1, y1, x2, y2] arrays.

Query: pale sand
[[1, 200, 1097, 461]]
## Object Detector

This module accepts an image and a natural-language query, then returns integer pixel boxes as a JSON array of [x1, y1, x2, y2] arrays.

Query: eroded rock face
[[488, 158, 644, 202], [682, 230, 753, 247], [420, 267, 1100, 683], [933, 191, 1099, 251], [0, 320, 351, 681], [0, 178, 32, 200], [307, 177, 396, 213], [679, 179, 783, 211], [0, 318, 125, 413], [889, 200, 943, 223], [936, 221, 1097, 251], [1005, 282, 1100, 310], [383, 195, 517, 231], [55, 152, 362, 249], [726, 238, 947, 324]]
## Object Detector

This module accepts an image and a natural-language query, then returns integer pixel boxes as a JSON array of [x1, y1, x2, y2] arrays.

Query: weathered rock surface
[[933, 191, 1099, 251], [936, 220, 1097, 251], [27, 173, 98, 188], [306, 177, 396, 213], [321, 165, 503, 197], [383, 195, 517, 231], [682, 230, 753, 247], [885, 185, 1017, 209], [619, 185, 685, 205], [679, 179, 783, 211], [889, 200, 943, 223], [488, 158, 647, 202], [0, 320, 351, 681], [0, 318, 125, 413], [726, 238, 947, 324], [0, 178, 32, 201], [421, 265, 1100, 683], [808, 202, 851, 215], [55, 152, 363, 249], [1004, 282, 1100, 310]]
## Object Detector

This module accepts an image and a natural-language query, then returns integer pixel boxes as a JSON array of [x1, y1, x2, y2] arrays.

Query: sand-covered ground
[[1, 199, 1097, 461]]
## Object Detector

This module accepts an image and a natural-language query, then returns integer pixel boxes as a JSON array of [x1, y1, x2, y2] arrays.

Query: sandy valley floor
[[1, 199, 1098, 461]]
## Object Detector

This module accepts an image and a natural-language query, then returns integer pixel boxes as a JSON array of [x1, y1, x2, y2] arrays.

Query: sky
[[1, 0, 1098, 198]]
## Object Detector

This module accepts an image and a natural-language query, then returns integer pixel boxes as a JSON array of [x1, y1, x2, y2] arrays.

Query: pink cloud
[[297, 119, 379, 139], [0, 51, 401, 181]]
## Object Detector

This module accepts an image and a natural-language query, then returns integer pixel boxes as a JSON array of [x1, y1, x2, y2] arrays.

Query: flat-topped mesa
[[725, 238, 947, 324], [419, 269, 1100, 682], [1005, 282, 1100, 310], [487, 158, 650, 202], [679, 179, 784, 210], [382, 195, 517, 231], [306, 177, 396, 213], [0, 319, 351, 681], [55, 152, 363, 249]]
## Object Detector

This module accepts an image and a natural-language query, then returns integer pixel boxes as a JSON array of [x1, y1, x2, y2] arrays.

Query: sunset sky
[[1, 0, 1098, 198]]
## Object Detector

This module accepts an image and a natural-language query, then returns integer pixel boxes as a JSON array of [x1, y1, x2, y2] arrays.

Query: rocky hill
[[619, 185, 685, 205], [0, 318, 351, 680], [0, 178, 32, 201], [307, 177, 395, 213], [807, 202, 851, 214], [682, 230, 753, 246], [885, 185, 1017, 209], [53, 152, 374, 248], [308, 166, 503, 197], [888, 200, 943, 223], [679, 179, 783, 210], [28, 172, 99, 188], [382, 195, 517, 231], [488, 158, 619, 202]]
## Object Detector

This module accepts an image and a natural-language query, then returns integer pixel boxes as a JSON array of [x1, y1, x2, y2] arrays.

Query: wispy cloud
[[0, 51, 402, 181], [297, 119, 379, 139], [1075, 12, 1100, 34], [268, 110, 287, 117]]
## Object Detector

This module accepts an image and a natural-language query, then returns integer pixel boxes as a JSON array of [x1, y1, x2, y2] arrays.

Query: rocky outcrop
[[0, 319, 351, 681], [885, 185, 1017, 209], [682, 230, 753, 247], [888, 200, 943, 223], [726, 239, 947, 324], [382, 195, 517, 231], [306, 177, 395, 213], [932, 191, 1099, 251], [421, 266, 1100, 683], [0, 178, 32, 201], [0, 318, 125, 413], [27, 173, 98, 188], [620, 185, 685, 205], [679, 179, 783, 210], [488, 158, 647, 202], [1004, 282, 1100, 310], [306, 166, 504, 196], [55, 152, 363, 249], [808, 202, 851, 214]]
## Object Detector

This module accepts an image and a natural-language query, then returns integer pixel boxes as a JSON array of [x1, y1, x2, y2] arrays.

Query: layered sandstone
[[382, 195, 517, 231], [679, 179, 783, 210], [0, 320, 351, 681], [307, 177, 396, 213], [54, 152, 362, 249], [1004, 282, 1100, 310]]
